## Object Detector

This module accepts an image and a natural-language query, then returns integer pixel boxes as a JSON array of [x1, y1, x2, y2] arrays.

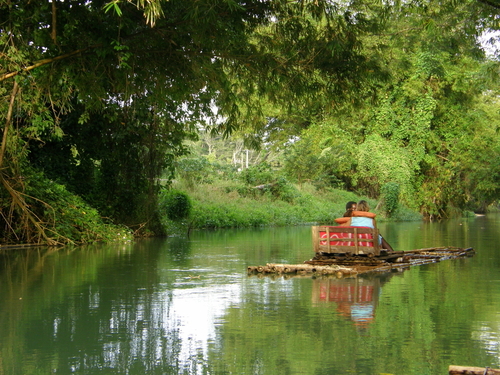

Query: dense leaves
[[2, 0, 500, 243], [273, 0, 500, 218], [160, 189, 192, 221], [0, 0, 389, 243]]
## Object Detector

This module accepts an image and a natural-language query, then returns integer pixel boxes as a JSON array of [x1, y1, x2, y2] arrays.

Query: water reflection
[[312, 273, 396, 328], [1, 217, 500, 374]]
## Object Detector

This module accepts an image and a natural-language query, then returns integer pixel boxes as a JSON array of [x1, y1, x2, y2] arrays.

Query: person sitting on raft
[[343, 201, 357, 217], [335, 200, 393, 251], [335, 200, 376, 226], [350, 200, 376, 227]]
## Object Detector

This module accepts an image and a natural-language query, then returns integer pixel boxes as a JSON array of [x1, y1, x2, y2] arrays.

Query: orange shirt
[[334, 211, 376, 225]]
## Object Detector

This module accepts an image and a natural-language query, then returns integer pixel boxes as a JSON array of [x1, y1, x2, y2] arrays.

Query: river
[[0, 215, 499, 375]]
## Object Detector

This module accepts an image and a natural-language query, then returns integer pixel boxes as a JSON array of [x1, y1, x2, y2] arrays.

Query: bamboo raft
[[247, 246, 475, 278], [449, 365, 500, 374]]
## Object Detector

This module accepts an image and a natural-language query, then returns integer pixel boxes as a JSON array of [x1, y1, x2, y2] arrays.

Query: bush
[[18, 171, 131, 244], [159, 189, 192, 221], [238, 163, 275, 185], [381, 182, 400, 216], [175, 157, 214, 188]]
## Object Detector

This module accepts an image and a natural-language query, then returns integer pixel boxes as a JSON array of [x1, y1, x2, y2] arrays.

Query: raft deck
[[247, 247, 475, 278]]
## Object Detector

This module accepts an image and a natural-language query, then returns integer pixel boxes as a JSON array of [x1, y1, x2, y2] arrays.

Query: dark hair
[[346, 201, 357, 211], [343, 201, 357, 217]]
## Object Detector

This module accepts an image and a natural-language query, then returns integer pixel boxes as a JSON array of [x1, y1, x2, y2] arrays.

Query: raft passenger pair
[[335, 200, 393, 251]]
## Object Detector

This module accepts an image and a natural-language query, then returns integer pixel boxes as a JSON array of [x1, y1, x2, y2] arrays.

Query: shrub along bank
[[0, 171, 133, 245]]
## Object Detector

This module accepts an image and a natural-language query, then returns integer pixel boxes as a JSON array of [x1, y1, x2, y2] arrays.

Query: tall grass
[[159, 179, 422, 233]]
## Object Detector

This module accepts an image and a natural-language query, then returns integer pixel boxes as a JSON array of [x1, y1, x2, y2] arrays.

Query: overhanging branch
[[0, 47, 92, 82]]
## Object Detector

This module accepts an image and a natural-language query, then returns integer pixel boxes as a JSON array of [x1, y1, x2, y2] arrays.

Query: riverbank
[[162, 181, 423, 232]]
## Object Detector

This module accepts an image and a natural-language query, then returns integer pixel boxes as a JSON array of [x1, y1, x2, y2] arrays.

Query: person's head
[[357, 200, 370, 212], [346, 201, 357, 211]]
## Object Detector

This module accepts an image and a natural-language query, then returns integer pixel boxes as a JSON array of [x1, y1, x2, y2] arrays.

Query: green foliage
[[4, 0, 393, 240], [283, 136, 323, 185], [27, 101, 192, 234], [175, 157, 214, 187], [168, 179, 413, 230], [159, 189, 192, 221], [237, 164, 301, 203], [174, 156, 236, 188], [1, 170, 131, 244], [381, 182, 400, 216], [388, 206, 424, 222], [271, 1, 500, 218], [238, 163, 275, 186], [353, 134, 417, 204], [3, 0, 389, 242], [2, 0, 500, 244], [269, 177, 302, 203]]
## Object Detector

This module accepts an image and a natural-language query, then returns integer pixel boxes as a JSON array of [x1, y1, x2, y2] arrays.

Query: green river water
[[0, 215, 499, 375]]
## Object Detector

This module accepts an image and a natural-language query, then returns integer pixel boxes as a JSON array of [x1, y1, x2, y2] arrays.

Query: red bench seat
[[312, 225, 380, 256]]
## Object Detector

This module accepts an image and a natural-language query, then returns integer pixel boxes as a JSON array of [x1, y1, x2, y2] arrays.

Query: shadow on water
[[311, 272, 400, 330]]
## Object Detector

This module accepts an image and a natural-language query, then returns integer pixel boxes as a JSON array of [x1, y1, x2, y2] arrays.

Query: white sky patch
[[165, 282, 242, 364], [480, 30, 500, 58]]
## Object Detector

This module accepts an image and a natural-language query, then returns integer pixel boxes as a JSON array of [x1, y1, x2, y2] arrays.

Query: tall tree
[[280, 0, 500, 217], [0, 0, 389, 243], [2, 0, 500, 243]]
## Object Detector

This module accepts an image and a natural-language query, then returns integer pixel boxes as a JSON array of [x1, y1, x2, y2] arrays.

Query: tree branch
[[0, 47, 93, 82], [0, 80, 19, 168]]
